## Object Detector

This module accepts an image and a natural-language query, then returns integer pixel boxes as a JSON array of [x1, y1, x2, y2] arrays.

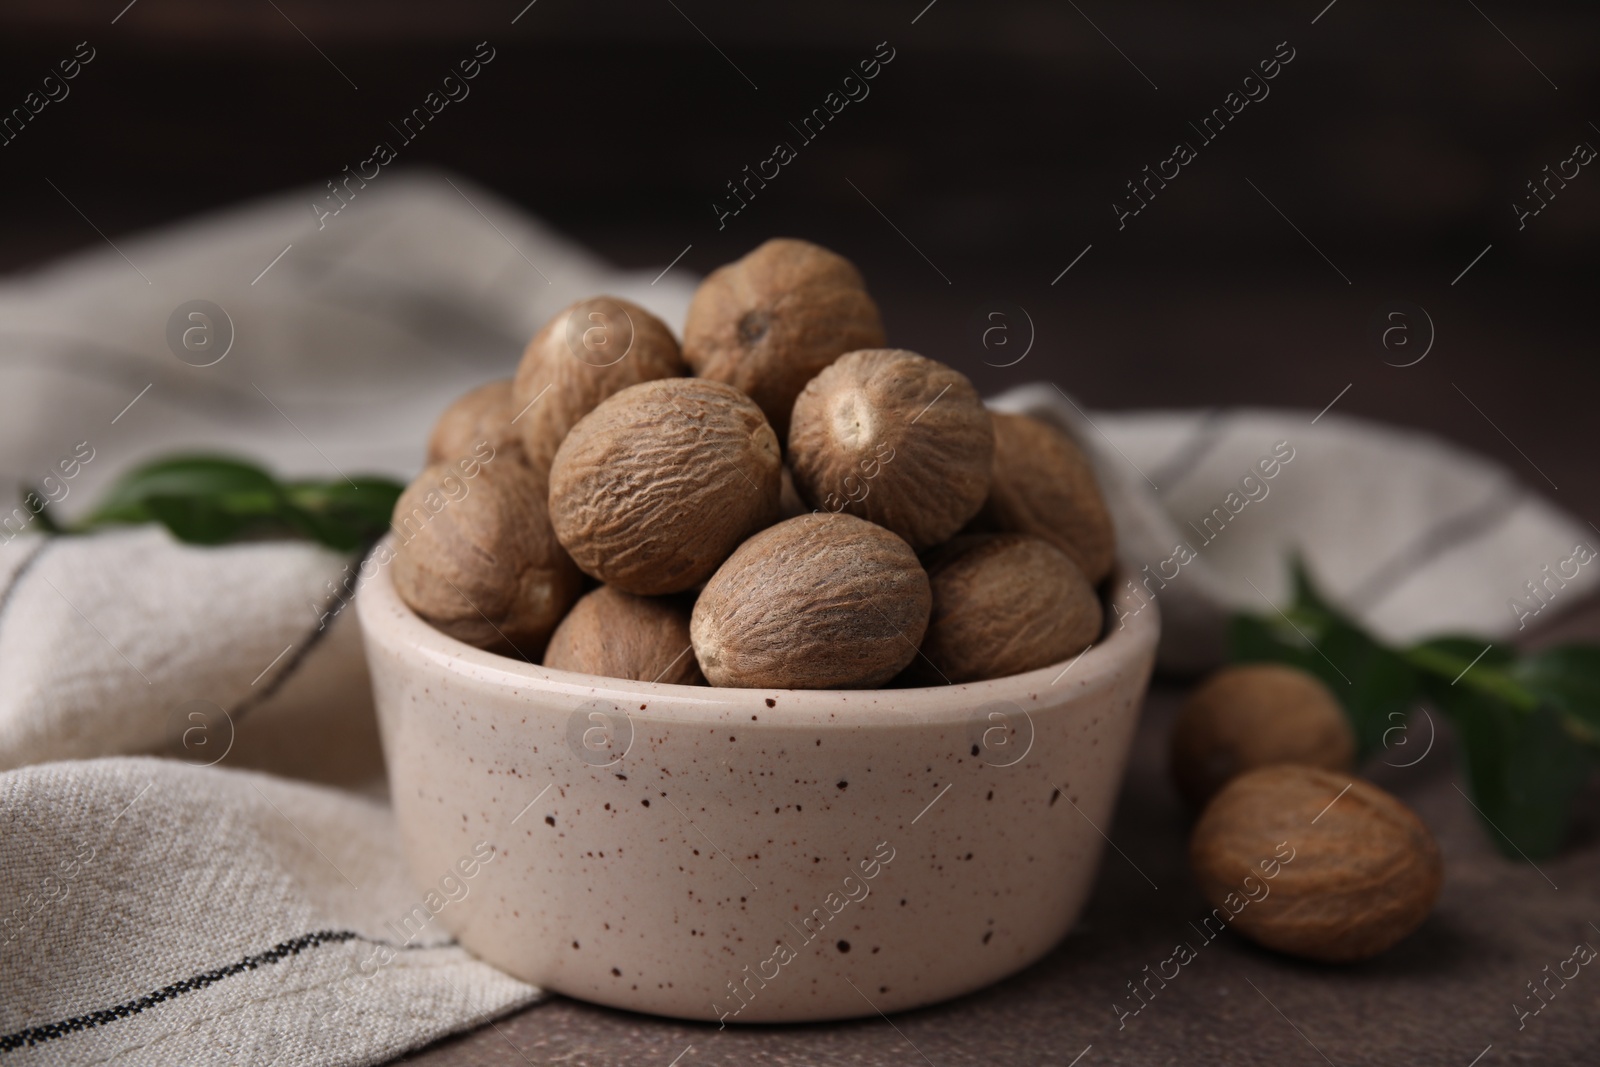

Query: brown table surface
[[392, 602, 1600, 1067]]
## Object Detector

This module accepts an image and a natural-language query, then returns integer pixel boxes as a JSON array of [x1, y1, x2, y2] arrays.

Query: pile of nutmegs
[[1172, 664, 1444, 963], [392, 238, 1112, 689]]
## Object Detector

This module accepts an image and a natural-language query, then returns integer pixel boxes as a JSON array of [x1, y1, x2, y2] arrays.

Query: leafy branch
[[1230, 558, 1599, 861], [26, 455, 404, 553]]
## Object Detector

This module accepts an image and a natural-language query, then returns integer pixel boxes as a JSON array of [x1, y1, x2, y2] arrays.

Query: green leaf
[[141, 494, 260, 545], [82, 456, 282, 526], [1405, 637, 1534, 712], [1227, 558, 1416, 757], [1422, 673, 1593, 860], [1513, 645, 1600, 749], [66, 453, 404, 553], [283, 478, 404, 551], [1230, 555, 1598, 863], [1287, 554, 1340, 616]]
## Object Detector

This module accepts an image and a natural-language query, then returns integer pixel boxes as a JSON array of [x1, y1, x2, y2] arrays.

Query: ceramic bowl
[[358, 546, 1159, 1023]]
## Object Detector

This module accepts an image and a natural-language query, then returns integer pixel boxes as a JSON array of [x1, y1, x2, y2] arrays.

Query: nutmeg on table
[[1174, 662, 1442, 964], [1170, 663, 1356, 807], [1189, 765, 1443, 963], [399, 236, 1116, 689]]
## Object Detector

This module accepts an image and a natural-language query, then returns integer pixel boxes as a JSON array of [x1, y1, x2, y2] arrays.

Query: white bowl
[[358, 545, 1159, 1023]]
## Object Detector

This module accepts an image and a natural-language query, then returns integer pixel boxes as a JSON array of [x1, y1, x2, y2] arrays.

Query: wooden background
[[1, 0, 1595, 499]]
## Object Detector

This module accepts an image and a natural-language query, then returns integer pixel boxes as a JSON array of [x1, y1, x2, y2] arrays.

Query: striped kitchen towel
[[1, 757, 537, 1066]]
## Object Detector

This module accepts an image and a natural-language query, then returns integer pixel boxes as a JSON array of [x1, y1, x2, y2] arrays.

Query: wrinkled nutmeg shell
[[512, 295, 687, 472], [548, 378, 782, 595], [543, 586, 704, 685], [1190, 766, 1442, 963], [904, 534, 1101, 685], [683, 238, 886, 439], [426, 379, 524, 467], [971, 412, 1115, 584], [1170, 663, 1356, 808], [391, 459, 582, 657], [788, 349, 994, 551], [691, 513, 931, 689]]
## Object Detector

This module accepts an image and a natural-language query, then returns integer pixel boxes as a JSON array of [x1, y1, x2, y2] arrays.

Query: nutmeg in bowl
[[357, 545, 1159, 1023]]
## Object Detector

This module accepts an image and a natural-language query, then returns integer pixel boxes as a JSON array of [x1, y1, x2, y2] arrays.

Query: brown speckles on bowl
[[357, 541, 1159, 1024]]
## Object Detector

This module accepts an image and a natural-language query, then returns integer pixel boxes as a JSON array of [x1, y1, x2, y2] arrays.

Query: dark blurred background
[[2, 0, 1596, 502]]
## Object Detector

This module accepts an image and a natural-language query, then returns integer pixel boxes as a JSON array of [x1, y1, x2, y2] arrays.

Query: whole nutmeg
[[971, 412, 1115, 584], [1190, 766, 1442, 963], [691, 513, 931, 689], [788, 349, 995, 550], [549, 378, 781, 595], [426, 379, 524, 466], [904, 534, 1101, 685], [512, 295, 687, 472], [391, 459, 582, 657], [1170, 664, 1355, 807], [683, 238, 886, 438], [543, 586, 704, 685]]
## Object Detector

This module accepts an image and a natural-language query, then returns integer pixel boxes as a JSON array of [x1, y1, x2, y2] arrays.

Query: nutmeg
[[548, 378, 782, 595], [426, 379, 524, 467], [1170, 663, 1355, 807], [683, 238, 885, 438], [391, 459, 582, 657], [971, 412, 1115, 584], [1190, 766, 1442, 963], [691, 513, 931, 689], [511, 295, 687, 472], [904, 534, 1101, 685], [543, 586, 704, 685], [788, 349, 994, 550]]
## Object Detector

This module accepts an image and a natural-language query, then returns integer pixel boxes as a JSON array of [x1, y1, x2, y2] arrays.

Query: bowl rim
[[356, 536, 1161, 728]]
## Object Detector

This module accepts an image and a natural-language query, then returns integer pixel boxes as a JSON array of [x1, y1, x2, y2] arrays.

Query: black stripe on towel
[[1147, 408, 1227, 497], [0, 538, 50, 634], [0, 929, 449, 1053], [226, 570, 357, 723], [1342, 481, 1522, 614]]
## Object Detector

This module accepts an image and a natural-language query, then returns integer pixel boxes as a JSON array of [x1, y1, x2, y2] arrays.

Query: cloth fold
[[990, 387, 1596, 671], [1, 171, 1594, 1065]]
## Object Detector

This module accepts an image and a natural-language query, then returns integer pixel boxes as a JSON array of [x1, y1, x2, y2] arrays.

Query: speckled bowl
[[359, 548, 1159, 1024]]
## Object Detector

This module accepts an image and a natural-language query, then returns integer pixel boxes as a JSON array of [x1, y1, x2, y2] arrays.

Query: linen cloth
[[0, 172, 1593, 1066]]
